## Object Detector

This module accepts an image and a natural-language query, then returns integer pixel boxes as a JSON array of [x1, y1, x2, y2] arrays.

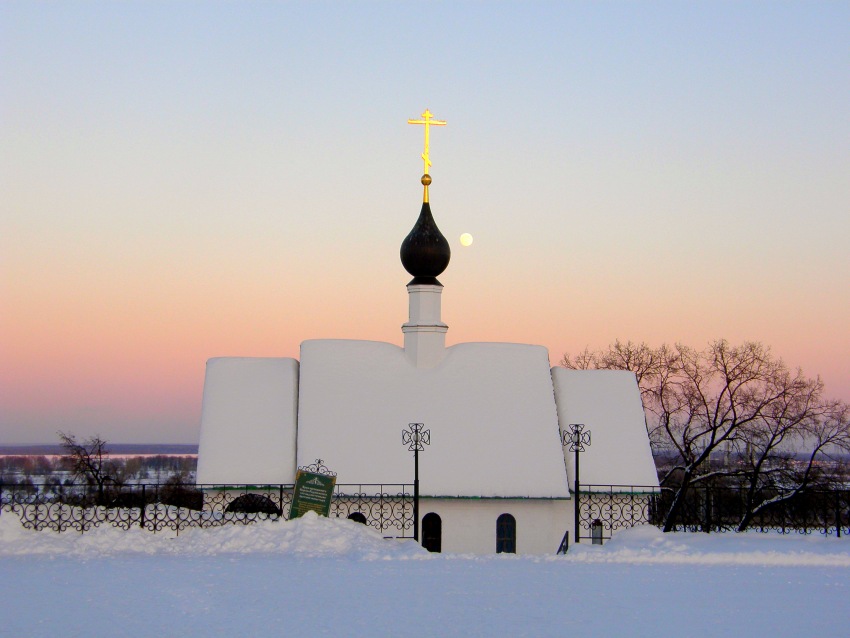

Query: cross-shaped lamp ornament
[[564, 423, 591, 452], [402, 422, 431, 451], [402, 423, 430, 542], [563, 423, 591, 543]]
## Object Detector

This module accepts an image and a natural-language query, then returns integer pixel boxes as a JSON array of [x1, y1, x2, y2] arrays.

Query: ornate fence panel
[[330, 484, 414, 537], [656, 485, 850, 536], [0, 482, 413, 537], [579, 485, 660, 542], [578, 484, 850, 542]]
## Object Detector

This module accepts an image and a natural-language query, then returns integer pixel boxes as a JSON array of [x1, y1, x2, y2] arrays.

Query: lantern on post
[[402, 423, 430, 542], [563, 423, 591, 542]]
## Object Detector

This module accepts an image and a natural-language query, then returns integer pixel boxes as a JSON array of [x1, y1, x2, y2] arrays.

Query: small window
[[347, 512, 367, 525], [422, 512, 442, 553], [496, 513, 516, 554]]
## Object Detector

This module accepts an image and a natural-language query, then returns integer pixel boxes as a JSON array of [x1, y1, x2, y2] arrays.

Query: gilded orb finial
[[421, 174, 432, 186]]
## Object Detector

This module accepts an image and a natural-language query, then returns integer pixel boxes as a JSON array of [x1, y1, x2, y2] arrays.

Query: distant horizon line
[[0, 443, 198, 455]]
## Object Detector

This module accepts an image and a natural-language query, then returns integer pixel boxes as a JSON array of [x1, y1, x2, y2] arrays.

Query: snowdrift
[[0, 511, 427, 560], [2, 512, 849, 566]]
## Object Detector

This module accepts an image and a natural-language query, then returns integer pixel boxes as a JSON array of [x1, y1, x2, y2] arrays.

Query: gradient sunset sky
[[2, 2, 848, 444]]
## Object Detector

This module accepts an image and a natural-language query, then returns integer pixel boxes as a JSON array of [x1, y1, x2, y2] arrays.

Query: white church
[[197, 112, 658, 554]]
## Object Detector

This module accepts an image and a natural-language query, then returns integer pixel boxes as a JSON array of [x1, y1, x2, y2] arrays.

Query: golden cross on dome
[[408, 109, 446, 176]]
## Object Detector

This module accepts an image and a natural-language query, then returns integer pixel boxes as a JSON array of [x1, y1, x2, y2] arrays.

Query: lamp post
[[563, 423, 591, 543], [402, 423, 430, 542]]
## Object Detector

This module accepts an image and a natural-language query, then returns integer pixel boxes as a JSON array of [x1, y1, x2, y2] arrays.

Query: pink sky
[[2, 3, 848, 443]]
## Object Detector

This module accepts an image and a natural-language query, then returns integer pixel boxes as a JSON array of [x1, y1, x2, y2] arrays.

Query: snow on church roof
[[551, 368, 659, 489], [196, 357, 298, 485], [296, 339, 570, 499]]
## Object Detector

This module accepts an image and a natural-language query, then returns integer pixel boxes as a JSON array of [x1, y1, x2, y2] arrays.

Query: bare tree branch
[[560, 339, 850, 532]]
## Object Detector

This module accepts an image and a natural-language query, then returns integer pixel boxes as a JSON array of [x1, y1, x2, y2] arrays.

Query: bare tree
[[561, 339, 850, 532], [58, 432, 119, 504], [562, 340, 674, 403], [735, 398, 849, 531], [561, 346, 599, 371]]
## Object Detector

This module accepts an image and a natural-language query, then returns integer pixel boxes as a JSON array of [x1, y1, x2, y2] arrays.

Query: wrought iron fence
[[578, 485, 660, 543], [579, 484, 850, 542], [653, 485, 850, 536], [0, 481, 413, 537], [5, 480, 847, 544]]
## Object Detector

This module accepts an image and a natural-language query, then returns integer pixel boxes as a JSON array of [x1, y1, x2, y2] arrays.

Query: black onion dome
[[400, 201, 451, 285]]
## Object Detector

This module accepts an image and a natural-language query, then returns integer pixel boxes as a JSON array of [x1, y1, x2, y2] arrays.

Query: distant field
[[0, 444, 198, 456]]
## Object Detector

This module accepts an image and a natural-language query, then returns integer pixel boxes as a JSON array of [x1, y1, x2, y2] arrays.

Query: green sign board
[[290, 470, 337, 519]]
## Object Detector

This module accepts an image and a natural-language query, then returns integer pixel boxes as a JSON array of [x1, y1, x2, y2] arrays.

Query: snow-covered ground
[[1, 513, 848, 637]]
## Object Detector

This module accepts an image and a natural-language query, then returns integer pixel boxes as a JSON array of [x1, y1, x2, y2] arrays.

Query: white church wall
[[551, 368, 659, 489], [420, 498, 571, 555], [197, 357, 299, 485], [296, 339, 570, 499]]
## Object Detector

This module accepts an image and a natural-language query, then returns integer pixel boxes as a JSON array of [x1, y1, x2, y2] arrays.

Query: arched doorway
[[347, 512, 367, 525], [421, 512, 442, 553], [496, 513, 516, 554]]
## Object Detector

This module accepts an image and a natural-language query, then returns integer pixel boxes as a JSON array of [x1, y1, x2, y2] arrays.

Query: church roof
[[296, 339, 570, 498], [197, 357, 299, 485], [552, 368, 660, 489]]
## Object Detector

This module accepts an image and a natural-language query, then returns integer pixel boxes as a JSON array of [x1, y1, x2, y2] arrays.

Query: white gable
[[296, 339, 570, 498], [551, 368, 659, 489], [196, 357, 299, 485]]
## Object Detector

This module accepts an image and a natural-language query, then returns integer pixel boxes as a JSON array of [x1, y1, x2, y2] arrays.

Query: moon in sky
[[460, 233, 474, 247]]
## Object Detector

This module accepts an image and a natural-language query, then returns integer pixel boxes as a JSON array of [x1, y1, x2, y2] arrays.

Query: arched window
[[496, 513, 516, 554], [422, 512, 442, 553], [347, 512, 367, 525]]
